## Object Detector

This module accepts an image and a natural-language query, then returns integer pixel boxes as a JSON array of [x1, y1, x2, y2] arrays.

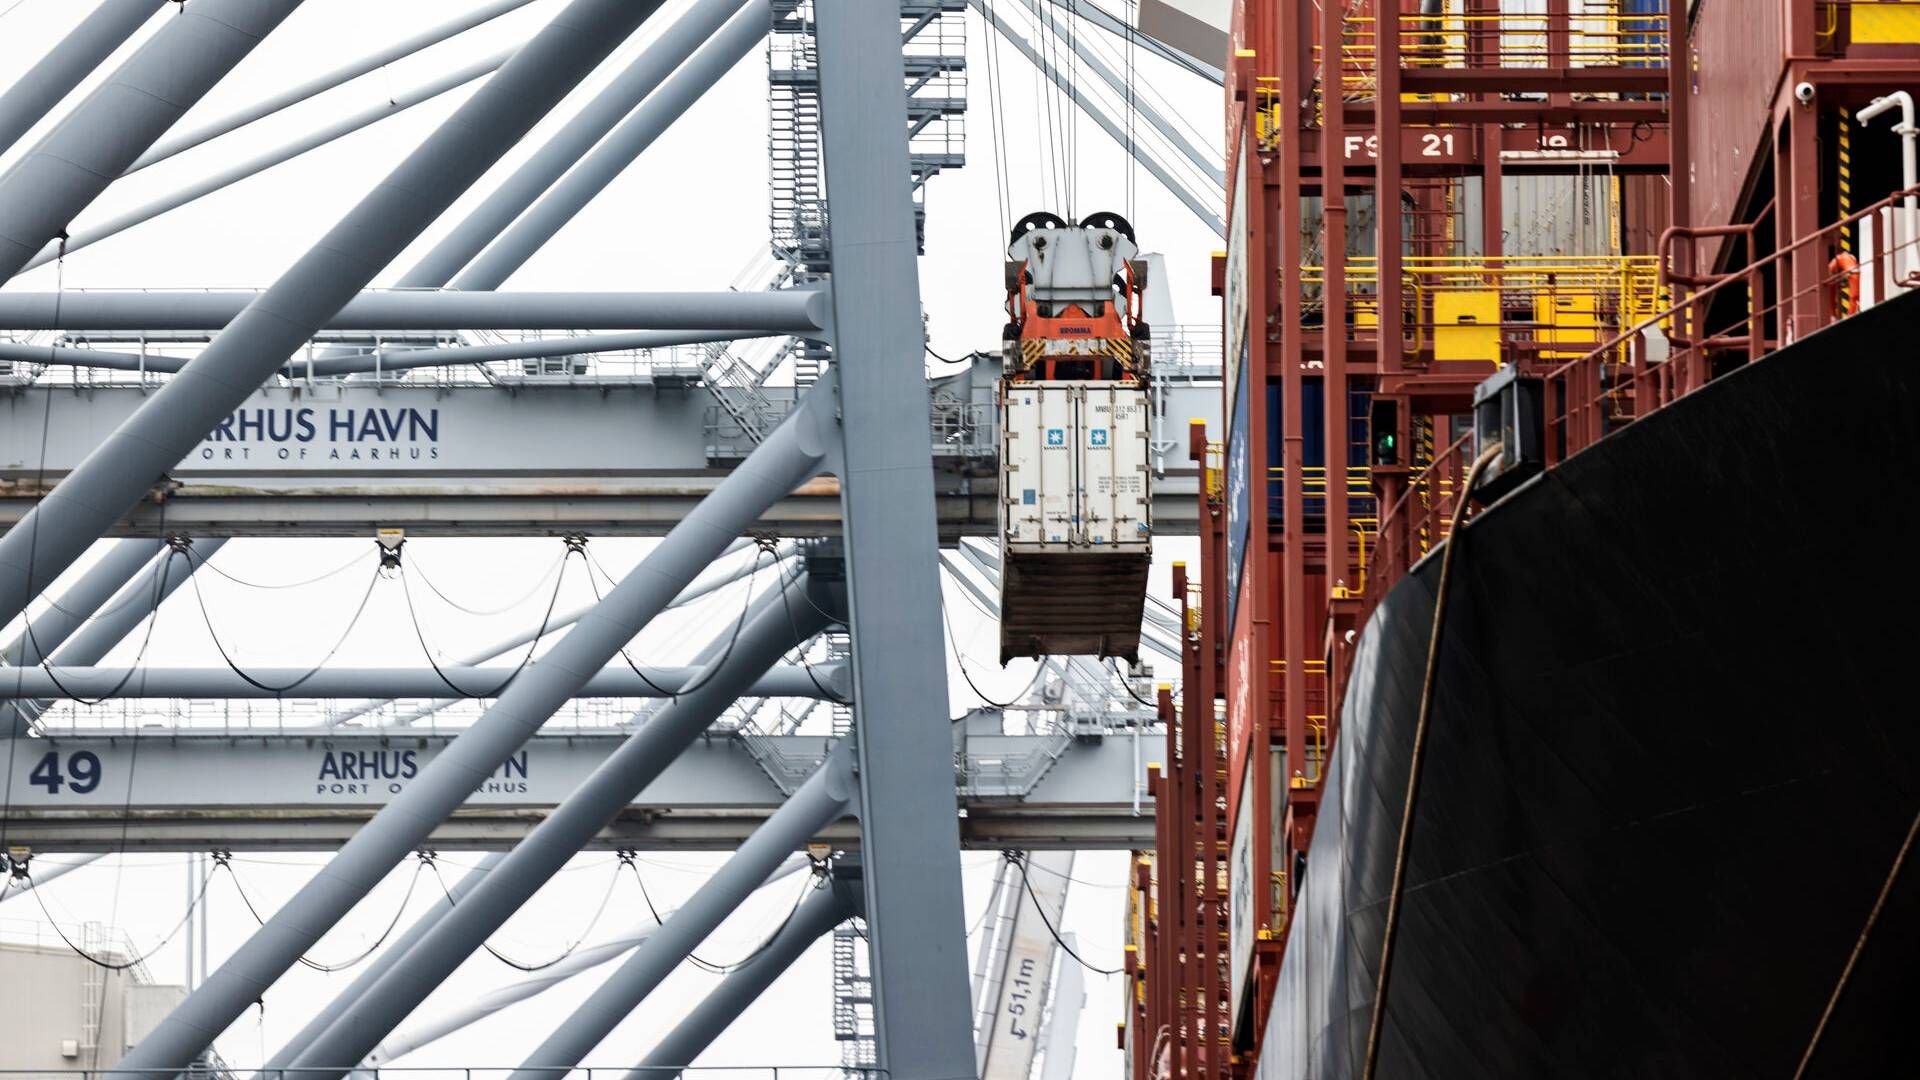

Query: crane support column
[[814, 5, 976, 1078]]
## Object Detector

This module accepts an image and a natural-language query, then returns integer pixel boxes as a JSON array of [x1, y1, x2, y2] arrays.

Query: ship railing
[[1314, 8, 1669, 81], [1298, 255, 1663, 365], [1369, 430, 1476, 602], [1544, 182, 1920, 464]]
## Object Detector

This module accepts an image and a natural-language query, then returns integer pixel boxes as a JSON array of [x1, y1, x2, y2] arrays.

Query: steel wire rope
[[582, 541, 768, 702], [424, 853, 625, 972], [23, 859, 218, 972], [219, 853, 431, 973], [185, 544, 382, 694], [622, 852, 823, 975], [396, 540, 581, 699], [405, 544, 568, 616], [192, 545, 375, 591], [1358, 442, 1502, 1080], [1792, 805, 1920, 1079], [983, 1, 1015, 242], [1007, 850, 1122, 974]]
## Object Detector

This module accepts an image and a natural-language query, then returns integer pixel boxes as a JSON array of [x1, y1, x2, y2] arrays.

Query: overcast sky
[[0, 1, 1223, 1076]]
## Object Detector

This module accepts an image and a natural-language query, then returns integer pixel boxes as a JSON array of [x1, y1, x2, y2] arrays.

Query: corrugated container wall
[[1687, 0, 1789, 265]]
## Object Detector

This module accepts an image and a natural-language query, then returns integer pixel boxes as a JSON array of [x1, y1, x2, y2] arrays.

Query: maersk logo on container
[[1046, 427, 1066, 447], [198, 406, 442, 462]]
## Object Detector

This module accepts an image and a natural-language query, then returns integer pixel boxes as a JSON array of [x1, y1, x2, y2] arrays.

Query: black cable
[[406, 546, 567, 616], [187, 546, 381, 693], [397, 542, 579, 698], [1009, 852, 1122, 975], [425, 855, 622, 972], [24, 860, 216, 972], [771, 557, 849, 705], [926, 345, 973, 365], [586, 543, 768, 701], [219, 854, 427, 973], [938, 585, 1043, 709], [622, 853, 821, 974], [1110, 658, 1160, 708], [28, 546, 185, 706], [193, 546, 373, 591]]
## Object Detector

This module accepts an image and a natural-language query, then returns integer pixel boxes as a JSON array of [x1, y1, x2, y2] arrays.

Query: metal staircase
[[768, 0, 968, 386], [833, 918, 878, 1075]]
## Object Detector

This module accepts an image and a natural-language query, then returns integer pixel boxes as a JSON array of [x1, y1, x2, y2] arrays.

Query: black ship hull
[[1256, 295, 1920, 1078]]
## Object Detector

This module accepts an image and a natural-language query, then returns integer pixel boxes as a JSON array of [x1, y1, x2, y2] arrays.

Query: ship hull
[[1257, 296, 1920, 1078]]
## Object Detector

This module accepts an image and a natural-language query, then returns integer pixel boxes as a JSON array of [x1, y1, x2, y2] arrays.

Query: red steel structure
[[1125, 2, 1920, 1077]]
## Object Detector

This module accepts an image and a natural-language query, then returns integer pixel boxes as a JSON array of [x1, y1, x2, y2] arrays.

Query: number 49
[[29, 750, 102, 794]]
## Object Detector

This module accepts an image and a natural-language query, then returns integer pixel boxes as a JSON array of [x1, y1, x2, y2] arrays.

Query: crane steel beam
[[815, 6, 978, 1077], [1043, 0, 1223, 84], [363, 855, 812, 1068], [1, 538, 162, 732], [107, 3, 679, 1071], [285, 574, 835, 1080], [0, 0, 303, 283], [403, 0, 758, 287], [329, 542, 790, 728], [2, 539, 163, 668], [126, 0, 542, 174], [0, 330, 778, 378], [265, 852, 508, 1071], [22, 52, 513, 272], [7, 539, 228, 732], [510, 745, 855, 1075], [0, 1, 166, 160], [973, 0, 1225, 237], [0, 729, 1154, 852], [0, 289, 829, 333], [629, 871, 861, 1080], [117, 377, 831, 1072], [1018, 0, 1224, 186], [0, 663, 844, 701], [0, 851, 106, 903], [455, 0, 774, 291], [0, 0, 668, 641]]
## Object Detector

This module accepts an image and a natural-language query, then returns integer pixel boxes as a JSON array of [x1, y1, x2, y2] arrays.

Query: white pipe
[[1858, 91, 1919, 280]]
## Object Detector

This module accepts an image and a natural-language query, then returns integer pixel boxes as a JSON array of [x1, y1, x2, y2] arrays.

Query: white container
[[1000, 381, 1153, 550], [997, 380, 1153, 661]]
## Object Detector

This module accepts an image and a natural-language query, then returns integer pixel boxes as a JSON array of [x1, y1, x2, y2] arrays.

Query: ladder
[[767, 0, 969, 386]]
